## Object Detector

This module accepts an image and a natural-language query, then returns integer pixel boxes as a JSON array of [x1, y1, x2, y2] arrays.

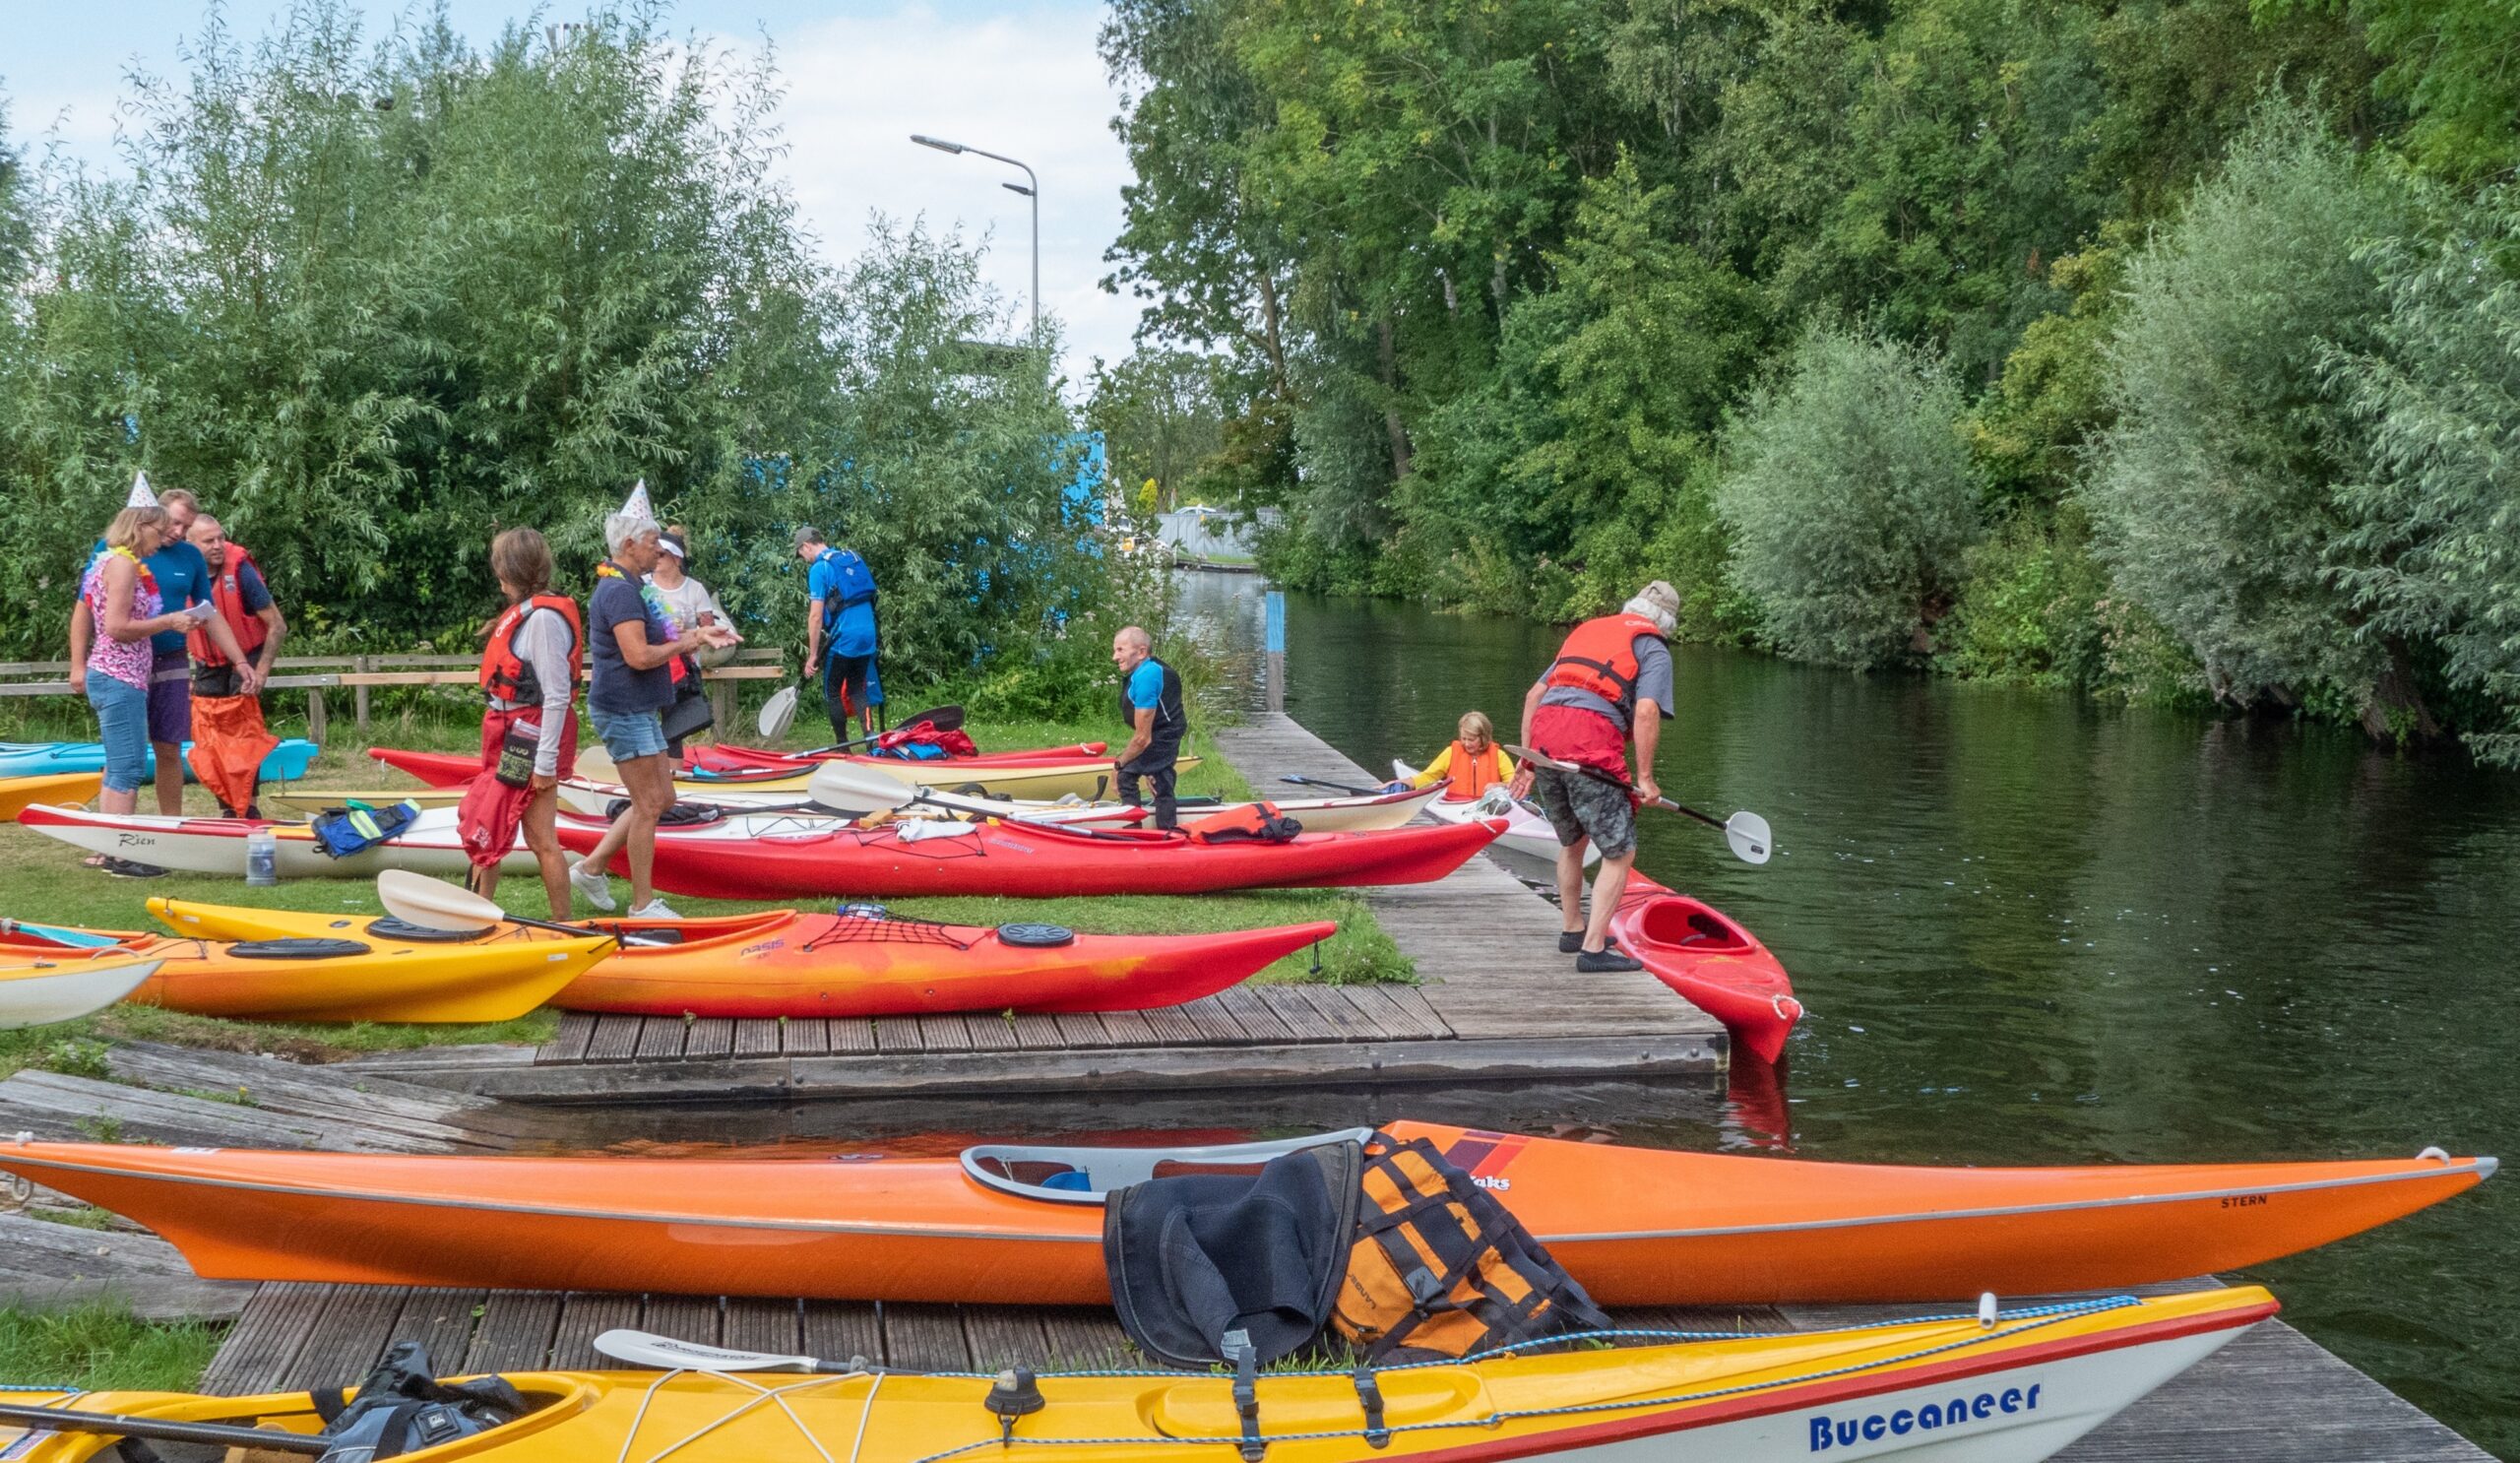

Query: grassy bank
[[0, 1302, 221, 1393], [0, 710, 1411, 1076]]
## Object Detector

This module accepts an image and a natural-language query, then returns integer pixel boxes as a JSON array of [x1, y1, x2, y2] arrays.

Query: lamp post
[[910, 133, 1039, 335]]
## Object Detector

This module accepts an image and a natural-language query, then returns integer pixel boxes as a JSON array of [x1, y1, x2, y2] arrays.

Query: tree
[[1717, 323, 1983, 667], [1085, 350, 1226, 514], [2082, 98, 2421, 732]]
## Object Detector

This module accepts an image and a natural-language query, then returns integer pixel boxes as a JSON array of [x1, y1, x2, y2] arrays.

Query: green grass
[[0, 709, 1411, 1071], [0, 1302, 220, 1393], [30, 1206, 116, 1232]]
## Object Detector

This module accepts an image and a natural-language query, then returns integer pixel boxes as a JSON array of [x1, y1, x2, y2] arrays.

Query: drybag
[[312, 1341, 532, 1463], [869, 725, 978, 760], [310, 799, 424, 859], [1183, 802, 1303, 845], [1330, 1132, 1611, 1363]]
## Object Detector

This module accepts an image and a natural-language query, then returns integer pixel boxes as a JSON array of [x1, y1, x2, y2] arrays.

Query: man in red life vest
[[1509, 581, 1681, 973], [184, 515, 285, 817]]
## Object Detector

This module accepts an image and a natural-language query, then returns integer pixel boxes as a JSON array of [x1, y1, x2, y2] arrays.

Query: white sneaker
[[627, 898, 680, 921], [569, 860, 617, 913]]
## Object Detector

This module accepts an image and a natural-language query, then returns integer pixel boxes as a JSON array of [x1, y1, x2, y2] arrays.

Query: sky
[[0, 0, 1147, 374]]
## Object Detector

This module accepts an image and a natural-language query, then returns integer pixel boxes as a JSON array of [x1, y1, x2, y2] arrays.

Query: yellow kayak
[[0, 772, 103, 822], [0, 1287, 2272, 1463], [0, 902, 611, 1023]]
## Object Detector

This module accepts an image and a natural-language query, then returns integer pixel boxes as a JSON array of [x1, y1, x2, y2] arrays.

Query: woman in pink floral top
[[74, 506, 199, 818]]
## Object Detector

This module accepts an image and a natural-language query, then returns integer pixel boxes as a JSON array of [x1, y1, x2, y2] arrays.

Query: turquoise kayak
[[0, 738, 320, 782]]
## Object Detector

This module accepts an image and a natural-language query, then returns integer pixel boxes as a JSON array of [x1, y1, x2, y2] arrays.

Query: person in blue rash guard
[[1110, 625, 1186, 829], [792, 524, 881, 742]]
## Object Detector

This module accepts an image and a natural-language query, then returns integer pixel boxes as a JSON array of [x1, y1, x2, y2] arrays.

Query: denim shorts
[[87, 674, 152, 794], [589, 705, 669, 763]]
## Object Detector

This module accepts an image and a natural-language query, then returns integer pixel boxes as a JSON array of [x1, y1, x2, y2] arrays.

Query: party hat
[[618, 477, 656, 525], [125, 470, 159, 510]]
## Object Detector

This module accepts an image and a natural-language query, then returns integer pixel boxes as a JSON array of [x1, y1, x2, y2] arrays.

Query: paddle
[[799, 704, 962, 758], [0, 1400, 329, 1455], [375, 869, 647, 946], [595, 1328, 866, 1375], [756, 684, 799, 740], [1279, 774, 1385, 797], [1503, 744, 1773, 865], [804, 761, 1150, 842]]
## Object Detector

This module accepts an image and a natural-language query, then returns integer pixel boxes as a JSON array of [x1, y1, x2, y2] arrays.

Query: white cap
[[125, 471, 159, 510], [618, 477, 656, 525]]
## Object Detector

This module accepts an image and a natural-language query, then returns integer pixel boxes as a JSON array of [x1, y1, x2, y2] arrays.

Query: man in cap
[[68, 477, 258, 817], [1508, 581, 1681, 972]]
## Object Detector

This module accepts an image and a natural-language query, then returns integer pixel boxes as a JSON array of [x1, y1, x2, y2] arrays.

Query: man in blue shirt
[[1111, 625, 1187, 829], [792, 525, 881, 742], [67, 486, 256, 817]]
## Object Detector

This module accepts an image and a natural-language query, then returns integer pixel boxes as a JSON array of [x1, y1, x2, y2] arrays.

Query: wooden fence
[[0, 650, 787, 742]]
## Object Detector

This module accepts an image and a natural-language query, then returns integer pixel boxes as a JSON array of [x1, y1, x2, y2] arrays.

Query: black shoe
[[1557, 932, 1620, 955], [101, 858, 169, 879], [1575, 948, 1644, 974]]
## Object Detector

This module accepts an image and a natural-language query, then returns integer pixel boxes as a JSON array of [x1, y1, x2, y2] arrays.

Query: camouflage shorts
[[1531, 763, 1636, 859]]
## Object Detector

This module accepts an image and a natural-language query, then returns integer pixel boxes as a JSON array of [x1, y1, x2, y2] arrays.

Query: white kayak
[[16, 804, 538, 879], [1395, 760, 1597, 875], [0, 955, 164, 1029]]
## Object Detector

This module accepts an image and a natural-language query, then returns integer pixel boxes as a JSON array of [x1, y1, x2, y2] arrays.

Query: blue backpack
[[817, 547, 878, 623]]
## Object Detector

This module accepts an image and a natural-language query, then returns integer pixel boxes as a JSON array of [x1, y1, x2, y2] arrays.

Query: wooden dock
[[370, 713, 1726, 1103]]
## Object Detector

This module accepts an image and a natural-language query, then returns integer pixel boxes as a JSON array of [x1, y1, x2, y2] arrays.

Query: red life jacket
[[1442, 741, 1508, 800], [1541, 613, 1668, 727], [479, 595, 585, 705], [186, 543, 270, 668]]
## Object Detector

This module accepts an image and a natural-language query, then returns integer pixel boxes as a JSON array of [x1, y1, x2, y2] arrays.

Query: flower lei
[[104, 544, 158, 597]]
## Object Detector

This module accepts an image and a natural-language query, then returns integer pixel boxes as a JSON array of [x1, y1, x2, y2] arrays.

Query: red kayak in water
[[554, 816, 1506, 899], [1606, 876, 1802, 1064]]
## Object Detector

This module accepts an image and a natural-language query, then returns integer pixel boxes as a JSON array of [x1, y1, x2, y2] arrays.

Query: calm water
[[1174, 572, 2520, 1455]]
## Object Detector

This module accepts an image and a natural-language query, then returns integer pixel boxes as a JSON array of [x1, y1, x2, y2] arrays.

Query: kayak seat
[[973, 1157, 1085, 1187], [1633, 901, 1749, 952], [228, 938, 374, 961], [367, 917, 493, 943]]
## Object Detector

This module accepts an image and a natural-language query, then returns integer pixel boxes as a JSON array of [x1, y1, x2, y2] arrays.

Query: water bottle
[[245, 827, 280, 887]]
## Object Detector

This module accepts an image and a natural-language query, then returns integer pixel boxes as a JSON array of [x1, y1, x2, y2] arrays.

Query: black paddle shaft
[[1505, 744, 1731, 833], [0, 1400, 330, 1455]]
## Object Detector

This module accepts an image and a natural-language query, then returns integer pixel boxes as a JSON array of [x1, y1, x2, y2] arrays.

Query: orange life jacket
[[1183, 800, 1303, 844], [186, 543, 269, 668], [1442, 741, 1507, 800], [1541, 612, 1667, 727], [479, 595, 585, 705]]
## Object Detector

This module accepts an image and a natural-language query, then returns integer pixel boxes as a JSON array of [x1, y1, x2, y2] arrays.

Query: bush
[[1939, 508, 2111, 689], [1715, 324, 1983, 668]]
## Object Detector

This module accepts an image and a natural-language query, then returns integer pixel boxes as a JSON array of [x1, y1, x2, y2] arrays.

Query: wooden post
[[352, 655, 371, 738], [1265, 591, 1286, 714], [306, 687, 327, 746]]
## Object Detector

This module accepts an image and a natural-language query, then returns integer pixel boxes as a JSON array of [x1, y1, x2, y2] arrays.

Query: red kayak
[[1608, 876, 1801, 1065], [685, 740, 1109, 775], [372, 743, 1111, 789], [555, 817, 1505, 899]]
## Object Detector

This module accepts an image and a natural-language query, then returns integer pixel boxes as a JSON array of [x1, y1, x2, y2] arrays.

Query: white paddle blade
[[1726, 811, 1774, 865], [758, 684, 799, 740], [376, 869, 504, 930], [594, 1328, 821, 1374], [804, 758, 923, 814]]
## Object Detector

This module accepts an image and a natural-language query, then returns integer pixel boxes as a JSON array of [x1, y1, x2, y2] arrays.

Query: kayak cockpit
[[961, 1128, 1375, 1204], [1628, 897, 1753, 953]]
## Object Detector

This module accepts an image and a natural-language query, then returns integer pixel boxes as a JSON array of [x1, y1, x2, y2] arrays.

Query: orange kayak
[[144, 903, 1340, 1018], [0, 1122, 2487, 1305]]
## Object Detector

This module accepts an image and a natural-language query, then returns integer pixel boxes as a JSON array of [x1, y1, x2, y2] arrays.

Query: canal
[[1175, 570, 2519, 1457]]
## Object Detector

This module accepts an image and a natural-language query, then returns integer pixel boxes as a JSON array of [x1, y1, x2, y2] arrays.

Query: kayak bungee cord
[[616, 1367, 871, 1463], [890, 1295, 2143, 1463]]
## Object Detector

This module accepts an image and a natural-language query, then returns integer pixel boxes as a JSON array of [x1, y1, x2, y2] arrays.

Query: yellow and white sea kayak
[[0, 955, 163, 1029], [0, 1287, 2273, 1463]]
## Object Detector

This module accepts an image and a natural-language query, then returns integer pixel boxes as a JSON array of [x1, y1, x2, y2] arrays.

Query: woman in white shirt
[[647, 530, 732, 668]]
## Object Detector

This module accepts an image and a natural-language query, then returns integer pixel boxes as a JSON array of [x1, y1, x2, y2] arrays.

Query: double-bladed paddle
[[596, 1328, 868, 1375], [0, 1400, 329, 1455], [804, 761, 1154, 842], [1279, 774, 1384, 797], [375, 870, 654, 946], [1503, 744, 1774, 865], [801, 704, 962, 757]]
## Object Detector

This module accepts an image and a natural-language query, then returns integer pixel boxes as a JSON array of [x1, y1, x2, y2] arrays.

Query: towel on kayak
[[1103, 1140, 1363, 1368], [185, 693, 279, 817]]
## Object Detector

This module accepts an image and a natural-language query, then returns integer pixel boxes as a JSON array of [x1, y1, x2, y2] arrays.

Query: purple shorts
[[147, 654, 192, 746]]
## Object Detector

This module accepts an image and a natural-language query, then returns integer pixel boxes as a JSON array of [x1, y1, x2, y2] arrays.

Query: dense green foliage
[[0, 5, 1097, 687], [1096, 0, 2520, 760]]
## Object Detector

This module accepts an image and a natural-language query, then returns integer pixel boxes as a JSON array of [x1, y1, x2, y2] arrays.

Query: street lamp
[[911, 133, 1039, 335]]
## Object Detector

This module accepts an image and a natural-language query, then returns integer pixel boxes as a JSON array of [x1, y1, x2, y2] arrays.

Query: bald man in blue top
[[1111, 625, 1186, 829]]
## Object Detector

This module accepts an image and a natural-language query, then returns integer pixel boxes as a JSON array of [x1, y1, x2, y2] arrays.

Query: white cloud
[[725, 2, 1144, 383]]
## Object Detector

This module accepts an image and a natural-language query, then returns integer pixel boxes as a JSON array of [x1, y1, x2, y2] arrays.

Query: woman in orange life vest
[[1508, 581, 1681, 973], [470, 528, 584, 918], [1391, 711, 1517, 800]]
